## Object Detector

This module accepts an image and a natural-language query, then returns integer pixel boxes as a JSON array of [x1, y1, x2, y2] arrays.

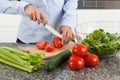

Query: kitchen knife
[[42, 21, 76, 43], [41, 20, 62, 38], [44, 24, 76, 43], [44, 24, 62, 38]]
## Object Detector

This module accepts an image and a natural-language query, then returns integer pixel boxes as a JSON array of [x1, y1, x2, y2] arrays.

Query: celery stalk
[[0, 48, 27, 65], [0, 46, 44, 72], [0, 52, 24, 66], [0, 57, 32, 72], [1, 47, 31, 61], [1, 47, 28, 57], [0, 51, 31, 69]]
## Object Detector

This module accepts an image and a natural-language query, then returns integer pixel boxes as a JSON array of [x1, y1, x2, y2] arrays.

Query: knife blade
[[45, 24, 77, 43], [44, 24, 62, 38]]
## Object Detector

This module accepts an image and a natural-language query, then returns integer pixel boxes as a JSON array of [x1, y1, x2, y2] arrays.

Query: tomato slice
[[84, 53, 99, 68], [72, 44, 88, 58], [36, 41, 47, 50], [53, 36, 63, 48], [68, 55, 85, 71], [45, 43, 54, 52]]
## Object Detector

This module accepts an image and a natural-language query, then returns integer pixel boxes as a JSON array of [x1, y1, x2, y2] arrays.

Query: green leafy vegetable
[[0, 46, 44, 72], [82, 29, 120, 57]]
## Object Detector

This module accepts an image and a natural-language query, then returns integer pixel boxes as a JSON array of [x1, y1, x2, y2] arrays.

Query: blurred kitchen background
[[1, 0, 120, 42], [78, 0, 120, 9], [10, 0, 120, 9]]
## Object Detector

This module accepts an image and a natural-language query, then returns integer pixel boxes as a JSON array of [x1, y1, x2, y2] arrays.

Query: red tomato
[[45, 43, 54, 52], [68, 55, 85, 71], [36, 41, 47, 50], [72, 44, 88, 58], [53, 36, 63, 48], [84, 54, 99, 68]]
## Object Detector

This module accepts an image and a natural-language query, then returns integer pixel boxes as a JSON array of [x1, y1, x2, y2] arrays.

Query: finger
[[72, 33, 75, 40], [58, 27, 63, 34], [70, 30, 75, 40], [36, 12, 42, 24], [62, 30, 68, 44], [67, 29, 75, 41], [30, 13, 33, 20], [65, 30, 74, 44], [64, 31, 72, 44], [32, 12, 37, 21], [37, 18, 41, 24], [40, 13, 48, 25], [64, 37, 70, 44]]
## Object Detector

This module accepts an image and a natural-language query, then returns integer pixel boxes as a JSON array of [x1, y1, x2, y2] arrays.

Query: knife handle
[[41, 20, 47, 26], [72, 38, 77, 43], [72, 40, 75, 43]]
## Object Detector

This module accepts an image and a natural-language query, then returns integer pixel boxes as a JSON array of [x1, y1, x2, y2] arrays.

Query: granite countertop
[[0, 43, 120, 80]]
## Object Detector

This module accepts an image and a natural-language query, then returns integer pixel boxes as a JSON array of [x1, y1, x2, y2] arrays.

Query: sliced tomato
[[72, 44, 88, 58], [53, 36, 63, 48], [45, 43, 54, 52], [36, 41, 47, 50], [68, 55, 85, 71], [84, 53, 99, 68]]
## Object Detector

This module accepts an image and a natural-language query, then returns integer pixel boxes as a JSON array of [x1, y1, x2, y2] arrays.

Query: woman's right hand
[[24, 4, 48, 24]]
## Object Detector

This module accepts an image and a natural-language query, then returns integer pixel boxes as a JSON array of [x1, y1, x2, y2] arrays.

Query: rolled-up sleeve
[[0, 0, 29, 16], [59, 0, 78, 28]]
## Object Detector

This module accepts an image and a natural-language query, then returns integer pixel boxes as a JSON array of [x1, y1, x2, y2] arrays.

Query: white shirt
[[0, 0, 78, 43]]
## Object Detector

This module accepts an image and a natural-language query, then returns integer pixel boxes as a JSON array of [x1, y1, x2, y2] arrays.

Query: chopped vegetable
[[45, 43, 54, 52], [36, 41, 47, 50], [0, 46, 44, 72], [53, 36, 63, 48], [82, 29, 120, 57]]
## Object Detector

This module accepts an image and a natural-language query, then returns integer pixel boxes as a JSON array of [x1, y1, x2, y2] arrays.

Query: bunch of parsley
[[82, 29, 120, 57]]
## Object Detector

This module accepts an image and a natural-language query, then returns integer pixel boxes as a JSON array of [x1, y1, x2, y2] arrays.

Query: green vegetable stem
[[0, 46, 44, 72]]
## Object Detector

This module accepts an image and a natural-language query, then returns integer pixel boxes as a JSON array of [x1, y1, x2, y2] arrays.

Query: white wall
[[77, 9, 120, 25], [0, 14, 21, 42]]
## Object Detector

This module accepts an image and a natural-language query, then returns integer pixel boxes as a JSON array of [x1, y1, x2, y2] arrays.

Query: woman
[[0, 0, 78, 44]]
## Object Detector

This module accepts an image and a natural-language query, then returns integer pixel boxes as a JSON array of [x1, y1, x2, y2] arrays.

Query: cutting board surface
[[19, 42, 75, 59]]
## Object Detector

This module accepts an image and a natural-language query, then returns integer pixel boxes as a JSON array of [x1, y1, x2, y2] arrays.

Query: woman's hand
[[59, 26, 75, 44], [24, 4, 48, 24]]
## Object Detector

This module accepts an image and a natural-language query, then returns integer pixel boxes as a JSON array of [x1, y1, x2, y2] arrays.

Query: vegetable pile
[[36, 36, 63, 52], [0, 46, 44, 72], [82, 29, 120, 57], [68, 43, 99, 71]]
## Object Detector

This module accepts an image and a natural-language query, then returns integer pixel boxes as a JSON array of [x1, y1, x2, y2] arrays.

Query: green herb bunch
[[82, 29, 120, 57]]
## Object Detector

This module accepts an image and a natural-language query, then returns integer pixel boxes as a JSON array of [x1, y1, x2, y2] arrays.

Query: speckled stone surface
[[0, 43, 120, 80]]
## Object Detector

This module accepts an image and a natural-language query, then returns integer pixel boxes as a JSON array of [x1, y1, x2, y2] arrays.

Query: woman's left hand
[[58, 26, 75, 44]]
